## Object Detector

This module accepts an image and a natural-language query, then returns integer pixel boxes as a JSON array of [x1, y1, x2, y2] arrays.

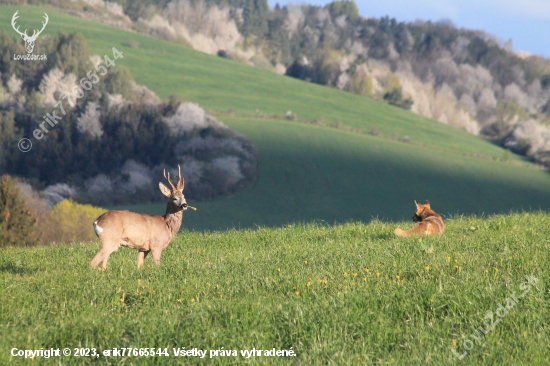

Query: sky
[[268, 0, 550, 58]]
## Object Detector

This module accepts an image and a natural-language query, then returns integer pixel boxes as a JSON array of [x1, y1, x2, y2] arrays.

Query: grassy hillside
[[0, 6, 510, 158], [128, 116, 550, 230], [1, 212, 549, 365], [3, 6, 550, 231]]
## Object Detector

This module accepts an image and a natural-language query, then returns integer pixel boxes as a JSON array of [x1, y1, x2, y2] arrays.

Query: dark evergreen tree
[[242, 0, 269, 37], [0, 175, 36, 247]]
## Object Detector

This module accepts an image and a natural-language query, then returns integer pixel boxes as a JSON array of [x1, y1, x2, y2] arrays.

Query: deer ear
[[159, 182, 171, 197]]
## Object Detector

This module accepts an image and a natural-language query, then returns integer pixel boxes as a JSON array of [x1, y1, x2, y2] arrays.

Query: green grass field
[[1, 213, 549, 364], [4, 6, 550, 231]]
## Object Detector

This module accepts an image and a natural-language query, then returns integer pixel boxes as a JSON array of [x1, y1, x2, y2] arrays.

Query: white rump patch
[[93, 220, 103, 236]]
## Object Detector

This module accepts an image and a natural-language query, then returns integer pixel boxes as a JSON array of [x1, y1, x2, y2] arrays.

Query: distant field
[[117, 117, 550, 231], [1, 212, 549, 365], [2, 6, 550, 232]]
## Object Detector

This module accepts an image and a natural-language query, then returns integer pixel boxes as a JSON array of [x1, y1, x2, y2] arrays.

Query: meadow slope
[[123, 117, 550, 230], [3, 6, 550, 231], [1, 213, 549, 365]]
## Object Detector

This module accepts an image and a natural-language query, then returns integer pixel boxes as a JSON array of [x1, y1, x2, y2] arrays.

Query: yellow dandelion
[[485, 270, 488, 273], [120, 298, 123, 302], [277, 268, 280, 271], [351, 282, 355, 285], [363, 277, 366, 281], [307, 282, 311, 287], [429, 299, 433, 302], [352, 273, 357, 277], [295, 291, 299, 295], [446, 257, 450, 261], [191, 298, 195, 302], [364, 268, 369, 272], [178, 299, 182, 302], [425, 266, 430, 270], [265, 277, 268, 280], [304, 260, 307, 264], [396, 275, 400, 279], [138, 279, 141, 282], [455, 266, 459, 269], [376, 272, 380, 277], [494, 268, 498, 272], [293, 286, 296, 290]]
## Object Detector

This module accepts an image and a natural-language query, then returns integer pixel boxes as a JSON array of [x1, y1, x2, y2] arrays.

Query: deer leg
[[90, 248, 109, 269], [101, 247, 118, 270], [91, 243, 118, 270], [137, 251, 150, 269], [151, 250, 162, 266]]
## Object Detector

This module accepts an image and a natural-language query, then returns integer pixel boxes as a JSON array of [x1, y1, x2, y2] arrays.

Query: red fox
[[394, 200, 444, 237]]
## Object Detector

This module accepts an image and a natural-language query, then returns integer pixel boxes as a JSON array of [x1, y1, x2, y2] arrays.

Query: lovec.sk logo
[[11, 10, 48, 61]]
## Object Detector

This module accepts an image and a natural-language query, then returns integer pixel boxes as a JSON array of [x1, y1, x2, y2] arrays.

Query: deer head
[[159, 165, 187, 212], [11, 11, 49, 54]]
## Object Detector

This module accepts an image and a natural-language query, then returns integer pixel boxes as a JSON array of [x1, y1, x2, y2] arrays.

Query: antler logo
[[11, 11, 49, 54]]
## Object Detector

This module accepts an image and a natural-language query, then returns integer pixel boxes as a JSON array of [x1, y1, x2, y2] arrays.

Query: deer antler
[[32, 13, 48, 39], [163, 169, 176, 191], [176, 165, 184, 190], [11, 11, 28, 38]]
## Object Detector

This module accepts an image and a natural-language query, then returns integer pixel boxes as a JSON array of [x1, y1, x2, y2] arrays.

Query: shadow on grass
[[0, 261, 37, 275]]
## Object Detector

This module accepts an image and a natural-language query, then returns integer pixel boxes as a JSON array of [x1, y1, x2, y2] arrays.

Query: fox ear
[[423, 200, 430, 207], [414, 200, 420, 207]]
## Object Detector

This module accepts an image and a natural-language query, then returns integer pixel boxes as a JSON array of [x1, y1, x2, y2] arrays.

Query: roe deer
[[394, 200, 444, 237], [89, 166, 188, 270]]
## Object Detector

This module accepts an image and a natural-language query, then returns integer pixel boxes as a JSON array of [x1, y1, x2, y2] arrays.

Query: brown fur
[[394, 200, 444, 237], [89, 167, 188, 270]]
